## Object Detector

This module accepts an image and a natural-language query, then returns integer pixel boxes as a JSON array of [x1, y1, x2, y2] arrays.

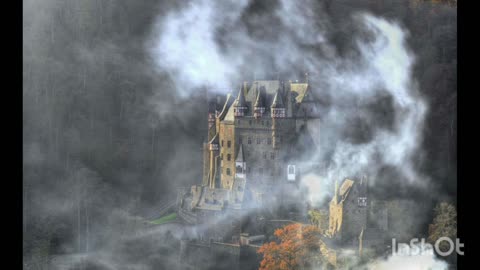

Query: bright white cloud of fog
[[149, 0, 428, 207]]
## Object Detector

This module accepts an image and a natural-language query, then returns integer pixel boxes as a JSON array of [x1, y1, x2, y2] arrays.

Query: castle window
[[267, 138, 272, 145], [248, 137, 252, 144], [257, 138, 261, 144], [221, 154, 223, 160], [226, 168, 231, 175], [227, 154, 231, 161], [221, 140, 224, 147], [288, 165, 295, 174], [270, 152, 275, 160], [227, 141, 231, 148], [358, 197, 367, 207]]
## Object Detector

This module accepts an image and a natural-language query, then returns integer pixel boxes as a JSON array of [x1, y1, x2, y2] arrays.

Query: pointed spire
[[243, 81, 249, 96], [236, 144, 245, 162], [234, 86, 246, 107], [271, 89, 285, 108], [254, 88, 265, 119], [234, 86, 247, 117], [254, 89, 264, 108]]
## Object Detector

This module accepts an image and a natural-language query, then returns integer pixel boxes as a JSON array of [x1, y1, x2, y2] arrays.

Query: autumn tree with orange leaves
[[258, 223, 330, 270]]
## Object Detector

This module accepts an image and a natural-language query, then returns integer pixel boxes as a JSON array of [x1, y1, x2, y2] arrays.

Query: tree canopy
[[258, 223, 330, 270]]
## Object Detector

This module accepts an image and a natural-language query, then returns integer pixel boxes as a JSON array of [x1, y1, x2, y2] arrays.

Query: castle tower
[[207, 133, 220, 189], [253, 89, 265, 119], [233, 86, 247, 117], [271, 89, 286, 149]]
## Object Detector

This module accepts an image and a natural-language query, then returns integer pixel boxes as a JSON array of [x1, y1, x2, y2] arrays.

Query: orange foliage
[[257, 223, 324, 270]]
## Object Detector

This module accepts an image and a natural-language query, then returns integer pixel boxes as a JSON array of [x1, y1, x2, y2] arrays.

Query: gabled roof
[[339, 179, 355, 197], [290, 83, 309, 103], [218, 93, 234, 121]]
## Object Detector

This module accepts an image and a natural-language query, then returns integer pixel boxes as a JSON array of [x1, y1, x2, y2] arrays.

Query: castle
[[178, 78, 323, 221], [175, 79, 390, 269]]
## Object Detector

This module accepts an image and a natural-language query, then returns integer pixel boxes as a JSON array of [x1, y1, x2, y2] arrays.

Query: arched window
[[227, 154, 231, 161], [288, 165, 295, 174], [226, 168, 231, 175]]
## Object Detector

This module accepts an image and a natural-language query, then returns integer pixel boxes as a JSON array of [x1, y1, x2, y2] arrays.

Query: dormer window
[[271, 108, 286, 118]]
